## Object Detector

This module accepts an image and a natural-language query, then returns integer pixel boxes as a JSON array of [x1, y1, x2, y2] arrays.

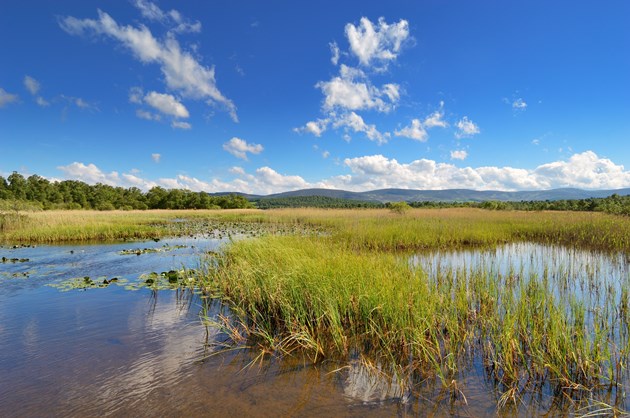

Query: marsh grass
[[3, 207, 629, 412], [204, 236, 629, 411], [198, 208, 630, 412]]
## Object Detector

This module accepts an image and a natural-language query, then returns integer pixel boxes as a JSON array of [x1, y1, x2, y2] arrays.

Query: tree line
[[0, 172, 253, 210], [1, 171, 628, 214], [252, 195, 383, 209], [408, 195, 630, 215]]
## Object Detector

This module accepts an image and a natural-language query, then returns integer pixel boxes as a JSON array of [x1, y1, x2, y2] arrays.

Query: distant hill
[[210, 187, 630, 203]]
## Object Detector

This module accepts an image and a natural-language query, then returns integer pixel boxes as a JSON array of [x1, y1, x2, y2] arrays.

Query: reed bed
[[2, 207, 629, 411], [197, 208, 630, 412], [203, 234, 629, 411]]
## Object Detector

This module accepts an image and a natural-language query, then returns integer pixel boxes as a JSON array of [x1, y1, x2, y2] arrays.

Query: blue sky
[[1, 0, 629, 194]]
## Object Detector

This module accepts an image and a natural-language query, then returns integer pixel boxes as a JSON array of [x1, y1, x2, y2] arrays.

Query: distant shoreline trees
[[1, 172, 628, 215], [0, 172, 253, 210]]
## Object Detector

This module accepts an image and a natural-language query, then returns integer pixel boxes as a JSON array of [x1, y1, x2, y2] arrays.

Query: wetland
[[0, 208, 629, 416]]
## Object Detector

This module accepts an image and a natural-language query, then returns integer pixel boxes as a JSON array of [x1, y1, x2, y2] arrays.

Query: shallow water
[[0, 240, 628, 416]]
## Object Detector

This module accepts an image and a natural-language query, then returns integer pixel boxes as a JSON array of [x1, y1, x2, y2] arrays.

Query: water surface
[[1, 240, 628, 416]]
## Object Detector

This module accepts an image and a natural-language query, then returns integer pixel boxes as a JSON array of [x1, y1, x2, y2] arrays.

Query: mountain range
[[212, 187, 630, 203]]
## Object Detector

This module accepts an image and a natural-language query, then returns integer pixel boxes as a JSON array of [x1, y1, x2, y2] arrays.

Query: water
[[0, 240, 628, 416]]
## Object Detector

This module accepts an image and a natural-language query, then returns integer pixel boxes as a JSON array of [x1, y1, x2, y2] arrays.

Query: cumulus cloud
[[0, 88, 18, 108], [345, 17, 410, 69], [222, 137, 264, 160], [316, 64, 399, 113], [255, 167, 309, 190], [394, 119, 427, 142], [151, 153, 161, 163], [56, 161, 239, 192], [144, 91, 189, 118], [455, 116, 480, 138], [395, 104, 448, 142], [57, 162, 122, 186], [423, 106, 448, 128], [295, 118, 329, 137], [450, 150, 468, 160], [532, 151, 629, 189], [333, 112, 388, 144], [23, 75, 40, 95], [316, 151, 630, 192], [59, 9, 236, 121], [54, 151, 630, 196], [298, 17, 413, 143]]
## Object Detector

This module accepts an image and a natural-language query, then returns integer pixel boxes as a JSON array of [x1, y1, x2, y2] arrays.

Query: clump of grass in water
[[202, 234, 630, 413]]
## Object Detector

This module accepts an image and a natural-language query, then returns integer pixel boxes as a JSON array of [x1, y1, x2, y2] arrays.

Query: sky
[[1, 0, 629, 195]]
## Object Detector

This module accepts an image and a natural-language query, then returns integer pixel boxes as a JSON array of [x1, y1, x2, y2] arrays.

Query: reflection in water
[[0, 240, 628, 416], [342, 358, 407, 403]]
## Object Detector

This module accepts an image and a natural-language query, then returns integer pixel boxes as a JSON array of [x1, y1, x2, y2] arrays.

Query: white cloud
[[455, 116, 480, 138], [0, 88, 18, 108], [132, 0, 201, 34], [316, 151, 630, 192], [333, 112, 388, 144], [144, 91, 189, 118], [54, 151, 630, 196], [222, 137, 264, 160], [300, 18, 412, 143], [316, 65, 399, 113], [532, 151, 629, 189], [330, 41, 340, 65], [171, 121, 191, 130], [136, 109, 161, 121], [450, 150, 468, 160], [395, 104, 448, 142], [59, 9, 236, 121], [345, 17, 410, 69], [36, 97, 50, 107], [151, 153, 161, 163], [381, 83, 400, 102], [295, 118, 329, 137], [513, 98, 527, 110], [255, 167, 309, 191], [23, 75, 40, 95], [157, 174, 230, 192], [229, 166, 245, 175], [532, 139, 540, 145], [394, 119, 427, 142], [57, 161, 237, 192], [322, 150, 330, 159], [423, 108, 448, 128], [57, 162, 121, 186]]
